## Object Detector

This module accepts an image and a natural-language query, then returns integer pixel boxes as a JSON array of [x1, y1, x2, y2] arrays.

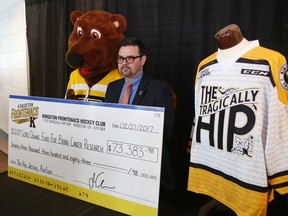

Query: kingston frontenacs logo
[[11, 103, 39, 128]]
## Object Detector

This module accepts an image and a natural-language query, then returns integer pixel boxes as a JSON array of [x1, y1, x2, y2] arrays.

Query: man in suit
[[104, 37, 175, 191], [104, 37, 174, 144]]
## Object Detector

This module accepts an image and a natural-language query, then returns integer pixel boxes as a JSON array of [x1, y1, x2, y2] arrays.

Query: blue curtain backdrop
[[25, 0, 288, 198]]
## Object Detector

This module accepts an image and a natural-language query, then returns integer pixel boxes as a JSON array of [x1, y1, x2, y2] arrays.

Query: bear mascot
[[65, 10, 127, 102]]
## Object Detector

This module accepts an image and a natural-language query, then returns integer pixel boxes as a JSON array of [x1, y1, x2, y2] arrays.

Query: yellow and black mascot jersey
[[66, 69, 123, 102]]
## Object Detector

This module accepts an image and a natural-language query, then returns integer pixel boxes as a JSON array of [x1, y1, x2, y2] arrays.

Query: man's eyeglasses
[[116, 55, 142, 64]]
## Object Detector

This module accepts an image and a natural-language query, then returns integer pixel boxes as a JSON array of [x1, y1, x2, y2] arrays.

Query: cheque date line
[[112, 122, 154, 133]]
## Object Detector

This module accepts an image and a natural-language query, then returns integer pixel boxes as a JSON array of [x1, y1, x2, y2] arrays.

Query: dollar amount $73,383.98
[[107, 141, 159, 163]]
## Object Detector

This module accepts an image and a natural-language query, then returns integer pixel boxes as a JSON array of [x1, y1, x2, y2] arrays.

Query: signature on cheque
[[88, 172, 116, 190]]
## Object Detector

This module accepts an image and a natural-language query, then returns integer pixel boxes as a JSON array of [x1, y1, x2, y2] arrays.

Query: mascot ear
[[70, 11, 83, 25], [111, 14, 127, 33]]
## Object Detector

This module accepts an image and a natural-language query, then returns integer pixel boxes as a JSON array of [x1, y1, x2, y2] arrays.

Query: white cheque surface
[[8, 95, 164, 216]]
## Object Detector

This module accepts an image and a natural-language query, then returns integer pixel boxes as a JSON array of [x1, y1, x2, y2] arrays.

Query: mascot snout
[[66, 53, 84, 68]]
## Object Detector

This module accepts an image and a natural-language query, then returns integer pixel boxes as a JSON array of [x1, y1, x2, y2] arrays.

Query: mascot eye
[[91, 29, 101, 40], [77, 27, 83, 37]]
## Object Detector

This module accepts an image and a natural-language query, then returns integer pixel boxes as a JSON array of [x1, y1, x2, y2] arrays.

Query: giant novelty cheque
[[8, 95, 164, 216]]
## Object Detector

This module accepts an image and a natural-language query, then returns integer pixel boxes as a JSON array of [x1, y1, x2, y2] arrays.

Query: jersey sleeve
[[266, 53, 288, 194], [267, 50, 288, 104]]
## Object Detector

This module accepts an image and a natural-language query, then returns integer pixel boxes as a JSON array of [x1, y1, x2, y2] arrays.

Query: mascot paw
[[65, 89, 77, 100]]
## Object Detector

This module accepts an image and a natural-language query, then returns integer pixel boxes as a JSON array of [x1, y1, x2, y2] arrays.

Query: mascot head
[[66, 10, 127, 85]]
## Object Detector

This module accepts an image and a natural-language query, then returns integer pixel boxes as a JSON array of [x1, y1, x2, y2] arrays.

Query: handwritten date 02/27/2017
[[112, 122, 155, 133]]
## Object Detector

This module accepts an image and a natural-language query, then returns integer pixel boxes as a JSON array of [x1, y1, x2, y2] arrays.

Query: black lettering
[[251, 90, 259, 101], [211, 86, 218, 100], [196, 114, 215, 147], [217, 110, 225, 150], [30, 117, 36, 128], [227, 105, 255, 152], [238, 92, 244, 103], [230, 94, 237, 104], [201, 86, 206, 104]]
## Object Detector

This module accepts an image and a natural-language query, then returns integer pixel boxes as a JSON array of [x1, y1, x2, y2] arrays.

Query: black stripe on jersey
[[269, 170, 288, 179], [236, 58, 270, 66], [272, 181, 288, 189], [199, 59, 218, 72], [190, 162, 269, 193], [75, 95, 104, 102], [236, 58, 276, 87]]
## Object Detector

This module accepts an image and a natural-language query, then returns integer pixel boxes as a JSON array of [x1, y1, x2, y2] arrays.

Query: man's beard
[[120, 66, 133, 78]]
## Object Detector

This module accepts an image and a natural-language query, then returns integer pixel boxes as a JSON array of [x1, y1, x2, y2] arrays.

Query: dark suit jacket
[[105, 73, 176, 190], [104, 73, 175, 146]]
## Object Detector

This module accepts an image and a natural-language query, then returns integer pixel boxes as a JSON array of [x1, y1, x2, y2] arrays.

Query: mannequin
[[215, 24, 258, 62], [215, 24, 243, 49]]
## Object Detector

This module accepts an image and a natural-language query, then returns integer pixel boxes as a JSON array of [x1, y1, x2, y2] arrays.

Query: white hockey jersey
[[187, 40, 288, 216]]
